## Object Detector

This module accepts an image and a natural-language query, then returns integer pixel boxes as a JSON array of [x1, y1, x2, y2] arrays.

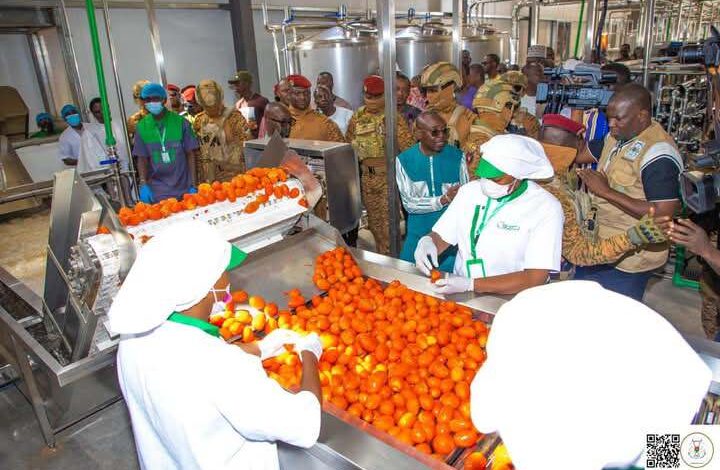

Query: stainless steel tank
[[462, 25, 508, 64], [395, 24, 452, 79], [286, 26, 378, 109]]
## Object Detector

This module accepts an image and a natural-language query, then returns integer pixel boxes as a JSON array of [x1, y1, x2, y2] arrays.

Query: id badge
[[466, 259, 486, 279], [161, 150, 171, 163]]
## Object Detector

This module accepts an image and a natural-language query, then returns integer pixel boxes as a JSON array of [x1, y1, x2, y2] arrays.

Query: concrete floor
[[0, 226, 712, 469]]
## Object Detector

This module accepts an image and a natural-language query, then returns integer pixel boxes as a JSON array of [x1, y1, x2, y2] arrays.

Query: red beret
[[542, 114, 584, 135], [166, 83, 180, 92], [363, 75, 384, 95], [287, 74, 311, 89], [182, 86, 196, 102]]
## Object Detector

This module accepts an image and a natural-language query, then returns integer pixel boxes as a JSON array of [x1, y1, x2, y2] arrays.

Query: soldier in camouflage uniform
[[465, 81, 519, 176], [192, 79, 250, 182], [286, 74, 345, 143], [127, 79, 150, 141], [538, 114, 666, 267], [420, 62, 476, 150], [346, 75, 414, 255], [502, 71, 541, 139]]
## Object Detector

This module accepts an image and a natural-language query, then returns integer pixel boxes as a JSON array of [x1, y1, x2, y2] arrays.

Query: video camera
[[535, 63, 616, 114], [678, 26, 720, 213]]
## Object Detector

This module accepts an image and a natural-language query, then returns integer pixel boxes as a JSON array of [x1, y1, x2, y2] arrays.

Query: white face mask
[[480, 178, 515, 199], [209, 285, 231, 317]]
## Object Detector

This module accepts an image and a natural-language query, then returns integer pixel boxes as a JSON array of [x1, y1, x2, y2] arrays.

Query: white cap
[[563, 58, 582, 71], [479, 134, 554, 180], [471, 281, 712, 470], [108, 221, 238, 335]]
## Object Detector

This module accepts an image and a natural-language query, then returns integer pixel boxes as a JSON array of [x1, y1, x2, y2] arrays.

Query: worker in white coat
[[470, 281, 712, 470], [108, 221, 323, 470], [77, 97, 130, 173], [414, 134, 563, 295]]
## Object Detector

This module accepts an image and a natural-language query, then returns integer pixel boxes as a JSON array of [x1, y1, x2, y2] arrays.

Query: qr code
[[647, 434, 681, 468]]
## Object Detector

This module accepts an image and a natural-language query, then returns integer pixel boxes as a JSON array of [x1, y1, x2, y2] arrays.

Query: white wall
[[0, 35, 45, 133]]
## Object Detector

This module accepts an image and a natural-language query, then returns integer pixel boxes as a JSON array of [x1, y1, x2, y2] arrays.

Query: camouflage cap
[[420, 61, 463, 88], [472, 82, 519, 113], [501, 71, 527, 90], [132, 79, 151, 99], [228, 70, 253, 84]]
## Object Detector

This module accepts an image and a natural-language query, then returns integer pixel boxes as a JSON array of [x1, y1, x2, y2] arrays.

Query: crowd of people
[[38, 47, 686, 310]]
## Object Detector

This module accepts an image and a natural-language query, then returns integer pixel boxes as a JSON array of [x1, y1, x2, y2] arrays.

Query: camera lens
[[680, 45, 704, 64]]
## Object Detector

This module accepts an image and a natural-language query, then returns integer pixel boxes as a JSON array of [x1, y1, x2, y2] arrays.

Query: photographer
[[575, 84, 683, 300], [663, 215, 720, 340]]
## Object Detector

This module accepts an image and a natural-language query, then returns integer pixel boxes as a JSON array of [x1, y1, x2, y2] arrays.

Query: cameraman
[[664, 215, 720, 340], [575, 84, 683, 301]]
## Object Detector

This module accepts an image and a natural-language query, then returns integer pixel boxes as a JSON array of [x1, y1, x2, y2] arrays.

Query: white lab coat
[[78, 121, 130, 173], [433, 180, 563, 278], [118, 320, 321, 470], [58, 126, 82, 164]]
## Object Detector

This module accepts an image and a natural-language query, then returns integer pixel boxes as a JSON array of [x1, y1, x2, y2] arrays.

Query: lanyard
[[154, 119, 168, 152], [469, 180, 528, 260]]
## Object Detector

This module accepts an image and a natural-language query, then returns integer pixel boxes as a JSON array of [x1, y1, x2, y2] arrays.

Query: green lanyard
[[155, 120, 168, 153], [167, 312, 219, 337], [469, 180, 529, 260]]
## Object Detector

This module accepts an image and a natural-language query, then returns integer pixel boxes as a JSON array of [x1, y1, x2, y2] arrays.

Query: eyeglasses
[[418, 127, 450, 137]]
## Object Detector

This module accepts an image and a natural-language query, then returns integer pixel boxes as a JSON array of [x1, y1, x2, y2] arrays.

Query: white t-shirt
[[520, 95, 537, 117], [118, 320, 321, 470], [433, 180, 564, 278], [58, 126, 83, 164], [326, 106, 353, 136]]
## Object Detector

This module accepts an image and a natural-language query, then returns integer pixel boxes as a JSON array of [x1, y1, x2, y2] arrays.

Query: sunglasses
[[419, 127, 450, 137]]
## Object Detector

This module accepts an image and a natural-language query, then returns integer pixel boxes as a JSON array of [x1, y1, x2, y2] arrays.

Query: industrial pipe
[[583, 0, 597, 62], [642, 0, 656, 86], [84, 0, 129, 207], [510, 0, 536, 65], [573, 0, 586, 57], [530, 3, 540, 46]]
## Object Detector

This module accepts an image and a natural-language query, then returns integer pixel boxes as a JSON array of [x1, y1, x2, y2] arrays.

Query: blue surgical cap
[[35, 112, 53, 124], [140, 83, 167, 100], [60, 104, 79, 118]]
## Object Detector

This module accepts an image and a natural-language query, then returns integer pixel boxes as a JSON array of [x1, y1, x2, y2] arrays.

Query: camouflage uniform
[[346, 107, 414, 255], [127, 79, 150, 140], [193, 79, 251, 182], [502, 71, 540, 139], [543, 179, 636, 266], [466, 82, 519, 176], [420, 62, 476, 149], [289, 107, 345, 142], [701, 271, 720, 340]]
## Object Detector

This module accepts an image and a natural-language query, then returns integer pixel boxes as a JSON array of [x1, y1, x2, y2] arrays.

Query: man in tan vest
[[575, 84, 683, 300]]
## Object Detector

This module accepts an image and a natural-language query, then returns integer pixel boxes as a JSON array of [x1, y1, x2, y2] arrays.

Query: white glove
[[414, 236, 438, 276], [295, 332, 323, 361], [258, 329, 301, 360], [432, 275, 473, 295]]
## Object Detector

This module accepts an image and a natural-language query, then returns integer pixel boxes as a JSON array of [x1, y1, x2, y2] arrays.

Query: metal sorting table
[[2, 215, 720, 467]]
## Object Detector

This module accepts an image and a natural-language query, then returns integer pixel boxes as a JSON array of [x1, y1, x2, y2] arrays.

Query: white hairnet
[[479, 134, 554, 180], [471, 281, 711, 470], [108, 221, 234, 335]]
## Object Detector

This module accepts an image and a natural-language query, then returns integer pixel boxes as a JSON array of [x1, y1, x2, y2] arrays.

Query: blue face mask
[[145, 102, 165, 115], [65, 114, 81, 127]]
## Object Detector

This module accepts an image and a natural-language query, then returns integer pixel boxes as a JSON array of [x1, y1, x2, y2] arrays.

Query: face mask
[[541, 142, 578, 174], [200, 88, 217, 108], [66, 114, 81, 127], [209, 285, 232, 317], [145, 102, 165, 115], [480, 178, 515, 199], [364, 96, 385, 113], [427, 85, 455, 111]]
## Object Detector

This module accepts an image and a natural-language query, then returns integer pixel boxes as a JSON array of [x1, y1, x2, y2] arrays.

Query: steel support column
[[642, 0, 655, 87], [57, 0, 87, 118], [583, 0, 597, 62], [229, 0, 260, 82], [376, 0, 401, 257], [531, 3, 540, 46], [144, 0, 167, 86], [27, 33, 54, 115], [452, 0, 464, 69]]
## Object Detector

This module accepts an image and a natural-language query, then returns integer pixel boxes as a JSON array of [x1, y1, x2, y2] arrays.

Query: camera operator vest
[[593, 121, 682, 273]]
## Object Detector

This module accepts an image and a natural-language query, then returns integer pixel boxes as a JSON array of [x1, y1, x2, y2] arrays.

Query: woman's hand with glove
[[414, 236, 439, 276], [258, 329, 301, 360], [295, 332, 323, 361], [432, 274, 473, 295]]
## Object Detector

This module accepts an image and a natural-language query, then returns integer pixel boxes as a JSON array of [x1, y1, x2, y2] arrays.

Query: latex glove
[[139, 184, 154, 203], [188, 186, 198, 194], [627, 208, 666, 246], [432, 274, 473, 295], [295, 332, 323, 361], [258, 329, 301, 360], [414, 236, 438, 276]]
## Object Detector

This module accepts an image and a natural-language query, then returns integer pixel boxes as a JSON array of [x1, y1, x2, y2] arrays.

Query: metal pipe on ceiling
[[57, 0, 87, 119], [510, 0, 536, 64], [642, 0, 656, 86], [143, 0, 167, 87]]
